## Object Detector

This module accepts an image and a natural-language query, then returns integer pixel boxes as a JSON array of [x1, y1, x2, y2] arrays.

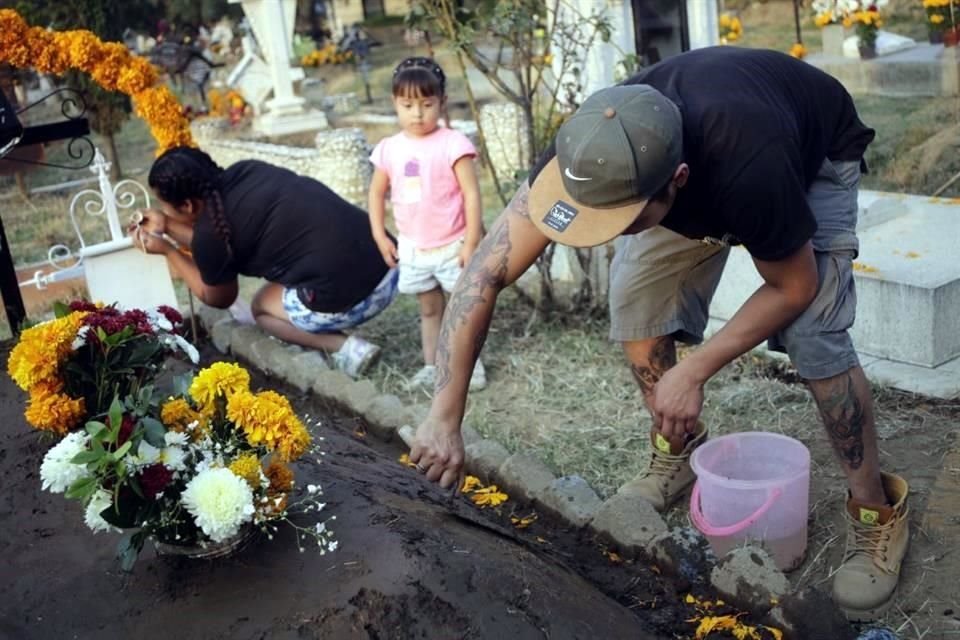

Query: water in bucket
[[689, 432, 810, 571]]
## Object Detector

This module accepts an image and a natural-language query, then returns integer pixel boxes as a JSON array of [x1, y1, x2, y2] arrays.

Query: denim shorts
[[282, 268, 399, 334], [608, 158, 862, 381]]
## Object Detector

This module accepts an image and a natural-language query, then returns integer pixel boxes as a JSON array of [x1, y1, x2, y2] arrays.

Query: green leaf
[[113, 441, 133, 460], [85, 421, 107, 437], [117, 531, 144, 573], [108, 396, 124, 436], [70, 450, 102, 465], [65, 476, 97, 501], [172, 373, 194, 398], [53, 301, 71, 318], [141, 417, 167, 448]]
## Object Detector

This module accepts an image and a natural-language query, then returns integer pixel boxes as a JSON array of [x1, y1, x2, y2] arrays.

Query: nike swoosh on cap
[[564, 167, 593, 182]]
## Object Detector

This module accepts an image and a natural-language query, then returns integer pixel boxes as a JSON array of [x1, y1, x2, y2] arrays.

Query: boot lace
[[845, 518, 893, 565], [645, 449, 684, 479]]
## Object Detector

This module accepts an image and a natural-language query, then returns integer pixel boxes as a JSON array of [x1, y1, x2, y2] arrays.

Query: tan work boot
[[626, 424, 707, 512], [832, 472, 910, 622]]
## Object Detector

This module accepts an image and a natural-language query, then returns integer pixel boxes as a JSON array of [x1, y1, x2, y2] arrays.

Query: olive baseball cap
[[529, 84, 683, 247]]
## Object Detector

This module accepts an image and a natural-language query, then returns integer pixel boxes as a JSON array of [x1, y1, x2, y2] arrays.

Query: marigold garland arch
[[0, 9, 194, 154]]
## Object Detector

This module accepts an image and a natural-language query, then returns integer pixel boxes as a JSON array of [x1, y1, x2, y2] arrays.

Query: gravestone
[[228, 0, 328, 135]]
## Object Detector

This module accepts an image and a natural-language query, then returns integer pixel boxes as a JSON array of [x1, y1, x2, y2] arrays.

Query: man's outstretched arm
[[410, 181, 551, 489]]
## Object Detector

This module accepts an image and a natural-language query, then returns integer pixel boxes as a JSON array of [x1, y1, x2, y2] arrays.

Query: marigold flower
[[25, 380, 86, 434], [7, 311, 87, 390], [229, 453, 263, 488], [189, 362, 251, 410], [0, 9, 195, 153], [264, 459, 295, 494], [227, 390, 312, 461]]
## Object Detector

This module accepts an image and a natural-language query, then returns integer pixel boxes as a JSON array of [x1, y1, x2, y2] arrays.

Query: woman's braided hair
[[148, 146, 233, 258]]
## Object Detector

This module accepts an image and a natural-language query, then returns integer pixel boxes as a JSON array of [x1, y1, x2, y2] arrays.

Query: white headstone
[[686, 0, 719, 50], [229, 0, 328, 135]]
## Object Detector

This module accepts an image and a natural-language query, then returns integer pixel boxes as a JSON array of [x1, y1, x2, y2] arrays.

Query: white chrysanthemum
[[180, 468, 255, 542], [164, 431, 188, 447], [84, 489, 119, 533], [148, 309, 174, 332], [160, 446, 187, 471], [40, 432, 92, 493], [128, 441, 161, 468], [174, 335, 199, 364], [71, 325, 91, 350]]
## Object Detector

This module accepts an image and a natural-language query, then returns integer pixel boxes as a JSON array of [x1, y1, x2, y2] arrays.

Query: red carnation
[[69, 300, 99, 312], [116, 414, 136, 447], [157, 305, 183, 326], [139, 464, 174, 498]]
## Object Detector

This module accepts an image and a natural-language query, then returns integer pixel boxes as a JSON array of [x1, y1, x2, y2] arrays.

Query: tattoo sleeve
[[629, 336, 677, 396], [813, 372, 866, 469], [434, 183, 531, 393]]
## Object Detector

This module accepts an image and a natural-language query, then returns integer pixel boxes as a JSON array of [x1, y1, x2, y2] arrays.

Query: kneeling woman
[[136, 146, 397, 378]]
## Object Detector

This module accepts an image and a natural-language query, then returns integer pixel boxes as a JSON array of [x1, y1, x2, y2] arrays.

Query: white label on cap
[[543, 200, 578, 233]]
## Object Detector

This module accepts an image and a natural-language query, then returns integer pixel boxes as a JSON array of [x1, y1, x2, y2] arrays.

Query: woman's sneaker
[[406, 365, 437, 391], [469, 359, 487, 391], [331, 335, 381, 378]]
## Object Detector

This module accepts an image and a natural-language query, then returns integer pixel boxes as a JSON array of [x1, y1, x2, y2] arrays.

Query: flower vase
[[859, 43, 878, 59], [154, 525, 258, 559], [822, 23, 845, 57]]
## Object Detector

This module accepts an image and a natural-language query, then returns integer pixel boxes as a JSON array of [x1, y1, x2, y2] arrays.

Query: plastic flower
[[84, 489, 118, 533], [229, 453, 263, 489], [189, 362, 251, 410], [790, 43, 808, 59], [24, 379, 86, 434], [139, 463, 174, 498], [181, 468, 256, 542], [40, 431, 91, 493]]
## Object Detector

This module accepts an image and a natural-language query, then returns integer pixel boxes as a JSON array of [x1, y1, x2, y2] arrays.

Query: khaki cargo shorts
[[609, 158, 862, 381]]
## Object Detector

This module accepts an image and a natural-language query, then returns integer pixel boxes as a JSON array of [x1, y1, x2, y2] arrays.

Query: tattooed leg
[[624, 336, 677, 420], [808, 366, 886, 505]]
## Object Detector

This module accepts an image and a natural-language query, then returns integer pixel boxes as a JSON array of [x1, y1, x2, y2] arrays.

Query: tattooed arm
[[409, 181, 551, 489]]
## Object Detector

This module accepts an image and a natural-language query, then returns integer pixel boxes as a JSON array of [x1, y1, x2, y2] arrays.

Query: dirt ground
[[696, 359, 960, 640], [1, 344, 794, 640]]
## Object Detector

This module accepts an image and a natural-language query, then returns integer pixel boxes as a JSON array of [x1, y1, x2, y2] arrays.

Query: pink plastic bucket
[[689, 432, 810, 571]]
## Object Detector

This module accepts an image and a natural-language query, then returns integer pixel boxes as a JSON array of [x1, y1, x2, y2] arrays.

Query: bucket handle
[[689, 481, 783, 538]]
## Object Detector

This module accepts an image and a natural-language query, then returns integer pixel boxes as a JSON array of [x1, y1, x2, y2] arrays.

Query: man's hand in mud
[[409, 415, 465, 491]]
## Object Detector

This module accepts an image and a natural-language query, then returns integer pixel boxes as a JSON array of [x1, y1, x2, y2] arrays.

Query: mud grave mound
[[1, 349, 719, 639]]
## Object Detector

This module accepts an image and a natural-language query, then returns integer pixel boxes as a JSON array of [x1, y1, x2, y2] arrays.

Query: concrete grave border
[[193, 303, 854, 639]]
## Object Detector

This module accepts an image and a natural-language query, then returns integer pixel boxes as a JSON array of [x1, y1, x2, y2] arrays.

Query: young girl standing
[[369, 57, 486, 390]]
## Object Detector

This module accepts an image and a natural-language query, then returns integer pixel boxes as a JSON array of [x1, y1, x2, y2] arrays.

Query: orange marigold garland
[[0, 9, 193, 154]]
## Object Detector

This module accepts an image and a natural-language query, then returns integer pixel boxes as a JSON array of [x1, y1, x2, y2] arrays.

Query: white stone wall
[[192, 120, 372, 208], [478, 103, 531, 182]]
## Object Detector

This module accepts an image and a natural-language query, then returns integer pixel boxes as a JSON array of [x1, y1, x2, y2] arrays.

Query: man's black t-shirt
[[192, 160, 390, 313], [530, 47, 875, 261]]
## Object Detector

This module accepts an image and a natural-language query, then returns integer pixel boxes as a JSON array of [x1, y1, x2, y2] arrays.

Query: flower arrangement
[[812, 0, 861, 26], [36, 356, 334, 569], [789, 42, 809, 59], [924, 0, 959, 39], [207, 88, 249, 125], [718, 13, 744, 44], [845, 4, 884, 53], [0, 9, 194, 154], [8, 301, 194, 435], [300, 42, 354, 67]]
